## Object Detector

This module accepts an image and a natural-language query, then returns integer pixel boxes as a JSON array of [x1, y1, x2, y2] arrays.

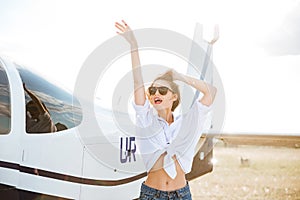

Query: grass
[[189, 145, 300, 200]]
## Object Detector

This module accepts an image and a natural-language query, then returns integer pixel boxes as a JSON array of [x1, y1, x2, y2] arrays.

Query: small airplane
[[0, 54, 215, 200], [1, 24, 299, 200]]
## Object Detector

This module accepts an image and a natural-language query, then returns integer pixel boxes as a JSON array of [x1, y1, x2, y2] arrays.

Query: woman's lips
[[154, 97, 162, 104]]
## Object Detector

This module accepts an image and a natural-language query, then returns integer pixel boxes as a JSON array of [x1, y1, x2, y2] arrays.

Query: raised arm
[[115, 20, 146, 105], [169, 70, 217, 106], [23, 83, 47, 114]]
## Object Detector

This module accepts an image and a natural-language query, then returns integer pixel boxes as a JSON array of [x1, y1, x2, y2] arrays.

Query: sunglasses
[[148, 86, 173, 96]]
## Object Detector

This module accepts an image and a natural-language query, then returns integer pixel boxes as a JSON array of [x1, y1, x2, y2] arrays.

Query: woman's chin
[[153, 104, 163, 110], [153, 104, 171, 111]]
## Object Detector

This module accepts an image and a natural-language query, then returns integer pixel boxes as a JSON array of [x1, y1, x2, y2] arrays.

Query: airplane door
[[0, 59, 22, 197], [15, 65, 84, 199]]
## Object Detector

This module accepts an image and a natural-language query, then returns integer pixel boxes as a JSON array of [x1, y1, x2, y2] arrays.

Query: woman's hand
[[209, 25, 219, 45], [115, 20, 137, 47]]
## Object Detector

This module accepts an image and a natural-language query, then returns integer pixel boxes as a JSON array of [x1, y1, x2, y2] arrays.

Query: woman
[[115, 20, 217, 200]]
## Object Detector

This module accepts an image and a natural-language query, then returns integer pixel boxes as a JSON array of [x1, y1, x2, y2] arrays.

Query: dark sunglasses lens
[[158, 87, 168, 95], [148, 87, 157, 95], [149, 86, 170, 95]]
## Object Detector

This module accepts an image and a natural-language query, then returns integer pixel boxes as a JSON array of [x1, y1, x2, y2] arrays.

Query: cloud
[[262, 3, 300, 56], [0, 103, 10, 118]]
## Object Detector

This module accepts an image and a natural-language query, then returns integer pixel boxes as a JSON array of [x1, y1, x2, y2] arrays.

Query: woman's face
[[148, 79, 177, 111]]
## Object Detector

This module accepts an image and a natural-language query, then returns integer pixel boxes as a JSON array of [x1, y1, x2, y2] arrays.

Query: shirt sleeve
[[132, 99, 153, 128], [195, 100, 213, 116], [179, 100, 212, 126], [132, 99, 150, 114]]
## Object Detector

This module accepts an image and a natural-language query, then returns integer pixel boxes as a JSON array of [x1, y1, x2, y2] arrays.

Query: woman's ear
[[172, 94, 178, 102]]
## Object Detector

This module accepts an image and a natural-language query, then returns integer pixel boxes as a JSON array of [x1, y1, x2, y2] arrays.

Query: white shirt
[[133, 99, 212, 179]]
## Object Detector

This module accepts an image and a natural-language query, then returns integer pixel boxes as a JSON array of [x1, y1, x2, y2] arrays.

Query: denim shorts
[[139, 182, 192, 200]]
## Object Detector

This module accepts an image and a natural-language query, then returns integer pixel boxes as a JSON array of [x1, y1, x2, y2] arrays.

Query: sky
[[0, 0, 300, 135]]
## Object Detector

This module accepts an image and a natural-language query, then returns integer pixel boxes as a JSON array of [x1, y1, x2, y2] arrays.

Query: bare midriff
[[144, 152, 186, 191]]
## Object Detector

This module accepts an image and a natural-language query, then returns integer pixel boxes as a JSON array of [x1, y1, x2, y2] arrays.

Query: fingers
[[115, 20, 128, 33], [122, 20, 128, 26], [115, 22, 125, 32]]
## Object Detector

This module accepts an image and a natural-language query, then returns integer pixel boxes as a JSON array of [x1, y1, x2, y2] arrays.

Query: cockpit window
[[0, 64, 11, 134], [17, 66, 82, 133]]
